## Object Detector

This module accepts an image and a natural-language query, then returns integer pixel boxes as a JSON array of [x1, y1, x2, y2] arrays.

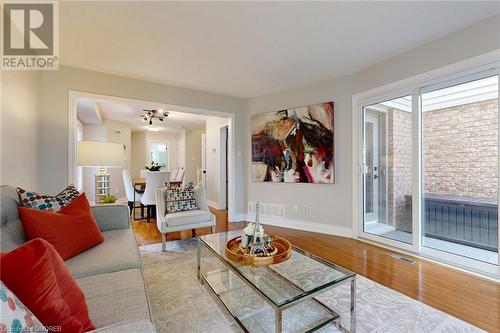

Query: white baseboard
[[207, 200, 222, 210], [230, 213, 247, 222], [245, 214, 353, 238]]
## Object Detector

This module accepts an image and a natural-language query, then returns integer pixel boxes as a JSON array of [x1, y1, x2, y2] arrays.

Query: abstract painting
[[251, 102, 334, 183]]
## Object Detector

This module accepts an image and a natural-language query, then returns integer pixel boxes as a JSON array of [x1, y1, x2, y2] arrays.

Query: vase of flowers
[[145, 161, 161, 172]]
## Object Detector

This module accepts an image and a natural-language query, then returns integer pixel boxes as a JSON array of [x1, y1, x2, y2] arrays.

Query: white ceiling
[[76, 95, 209, 132], [60, 2, 500, 98]]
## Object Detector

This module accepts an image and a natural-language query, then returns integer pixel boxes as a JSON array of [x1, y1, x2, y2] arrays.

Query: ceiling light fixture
[[141, 109, 168, 127]]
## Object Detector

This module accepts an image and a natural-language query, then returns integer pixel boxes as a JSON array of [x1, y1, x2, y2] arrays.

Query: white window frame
[[148, 140, 170, 170], [352, 50, 500, 279]]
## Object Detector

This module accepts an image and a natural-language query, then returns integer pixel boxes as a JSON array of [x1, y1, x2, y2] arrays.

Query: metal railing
[[404, 194, 498, 252]]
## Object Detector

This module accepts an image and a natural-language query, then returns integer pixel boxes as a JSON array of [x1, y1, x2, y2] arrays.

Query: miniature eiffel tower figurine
[[249, 202, 269, 256]]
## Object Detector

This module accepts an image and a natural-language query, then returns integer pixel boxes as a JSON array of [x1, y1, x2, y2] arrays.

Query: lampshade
[[77, 141, 123, 167]]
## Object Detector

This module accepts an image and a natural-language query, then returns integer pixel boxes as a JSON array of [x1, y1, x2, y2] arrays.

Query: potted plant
[[145, 161, 161, 172], [100, 194, 117, 204]]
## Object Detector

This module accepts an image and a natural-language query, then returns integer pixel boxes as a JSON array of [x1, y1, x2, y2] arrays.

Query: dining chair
[[140, 171, 169, 222], [122, 170, 144, 218], [169, 170, 178, 182], [175, 169, 185, 183]]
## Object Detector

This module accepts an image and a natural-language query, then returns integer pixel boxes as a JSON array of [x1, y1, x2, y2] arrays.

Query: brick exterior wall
[[387, 109, 412, 232], [387, 98, 498, 232], [423, 99, 498, 199]]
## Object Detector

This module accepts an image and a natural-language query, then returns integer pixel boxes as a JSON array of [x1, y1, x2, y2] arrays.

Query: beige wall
[[352, 15, 500, 94], [131, 131, 181, 178], [35, 65, 245, 216], [1, 71, 41, 191], [1, 14, 498, 227], [423, 99, 498, 199], [244, 76, 354, 227], [244, 14, 500, 230], [146, 131, 181, 172], [80, 119, 131, 201], [185, 128, 205, 184], [206, 117, 229, 208], [131, 132, 147, 178]]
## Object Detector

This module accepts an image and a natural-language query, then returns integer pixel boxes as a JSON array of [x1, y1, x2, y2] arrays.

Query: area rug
[[139, 237, 482, 333]]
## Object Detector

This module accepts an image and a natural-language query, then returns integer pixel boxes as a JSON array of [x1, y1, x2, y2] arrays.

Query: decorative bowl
[[225, 235, 292, 266]]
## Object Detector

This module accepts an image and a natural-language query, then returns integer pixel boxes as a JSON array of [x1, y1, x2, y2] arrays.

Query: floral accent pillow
[[0, 281, 47, 333], [17, 185, 80, 212], [166, 182, 199, 213]]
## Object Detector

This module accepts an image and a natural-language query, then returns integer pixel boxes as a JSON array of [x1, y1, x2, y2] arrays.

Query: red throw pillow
[[0, 238, 95, 332], [18, 193, 104, 260]]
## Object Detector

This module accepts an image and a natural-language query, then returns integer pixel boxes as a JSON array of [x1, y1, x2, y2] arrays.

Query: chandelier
[[141, 109, 169, 125]]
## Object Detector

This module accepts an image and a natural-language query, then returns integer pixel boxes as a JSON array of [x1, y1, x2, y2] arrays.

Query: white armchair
[[155, 185, 215, 252]]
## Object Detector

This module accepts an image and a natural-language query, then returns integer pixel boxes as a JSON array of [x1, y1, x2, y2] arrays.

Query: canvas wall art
[[251, 102, 334, 183]]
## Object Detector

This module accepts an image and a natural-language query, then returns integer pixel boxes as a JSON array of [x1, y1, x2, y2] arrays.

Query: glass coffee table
[[197, 232, 356, 333]]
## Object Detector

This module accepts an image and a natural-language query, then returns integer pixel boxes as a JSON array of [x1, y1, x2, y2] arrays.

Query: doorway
[[68, 91, 237, 221], [364, 112, 380, 224]]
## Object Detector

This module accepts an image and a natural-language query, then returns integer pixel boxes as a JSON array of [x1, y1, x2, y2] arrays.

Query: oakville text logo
[[1, 1, 58, 70]]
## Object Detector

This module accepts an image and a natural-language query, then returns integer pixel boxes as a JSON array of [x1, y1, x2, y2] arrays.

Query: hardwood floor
[[131, 209, 500, 333]]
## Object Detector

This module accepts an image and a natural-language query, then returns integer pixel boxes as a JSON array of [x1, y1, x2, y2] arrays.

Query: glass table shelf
[[197, 231, 356, 333]]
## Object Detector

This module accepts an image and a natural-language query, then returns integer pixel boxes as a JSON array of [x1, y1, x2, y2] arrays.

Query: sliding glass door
[[359, 68, 499, 273], [421, 75, 498, 264], [363, 95, 413, 245]]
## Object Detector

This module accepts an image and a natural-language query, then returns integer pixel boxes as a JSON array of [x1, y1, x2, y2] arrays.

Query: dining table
[[132, 178, 183, 188]]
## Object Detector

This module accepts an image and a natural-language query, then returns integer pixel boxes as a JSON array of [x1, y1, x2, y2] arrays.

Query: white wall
[[1, 71, 41, 190], [205, 117, 229, 208], [244, 14, 500, 234]]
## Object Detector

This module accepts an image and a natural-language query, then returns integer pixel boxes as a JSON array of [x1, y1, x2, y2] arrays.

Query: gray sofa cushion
[[66, 228, 142, 279], [90, 319, 155, 333], [77, 269, 152, 329], [0, 185, 27, 251]]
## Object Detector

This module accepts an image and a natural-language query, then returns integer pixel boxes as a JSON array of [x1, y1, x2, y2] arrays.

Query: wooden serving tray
[[225, 235, 292, 266]]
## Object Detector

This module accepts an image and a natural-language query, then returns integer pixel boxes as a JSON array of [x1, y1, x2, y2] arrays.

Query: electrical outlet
[[303, 205, 309, 213], [292, 204, 298, 213]]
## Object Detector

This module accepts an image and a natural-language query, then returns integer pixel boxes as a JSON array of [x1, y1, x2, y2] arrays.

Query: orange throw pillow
[[0, 238, 95, 332], [18, 193, 104, 260]]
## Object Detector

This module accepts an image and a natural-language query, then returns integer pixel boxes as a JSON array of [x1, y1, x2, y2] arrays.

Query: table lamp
[[77, 141, 123, 203]]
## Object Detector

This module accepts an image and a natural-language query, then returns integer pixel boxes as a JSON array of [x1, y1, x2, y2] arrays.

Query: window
[[149, 141, 168, 170]]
